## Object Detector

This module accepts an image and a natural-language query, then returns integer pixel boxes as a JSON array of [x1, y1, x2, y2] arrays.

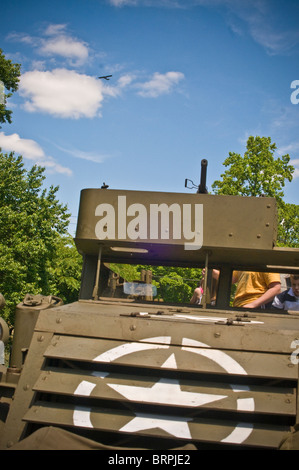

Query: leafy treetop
[[212, 136, 294, 204], [0, 151, 82, 325], [212, 136, 298, 247], [0, 49, 21, 126]]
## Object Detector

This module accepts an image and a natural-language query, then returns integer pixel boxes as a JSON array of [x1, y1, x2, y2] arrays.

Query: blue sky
[[1, 0, 299, 234]]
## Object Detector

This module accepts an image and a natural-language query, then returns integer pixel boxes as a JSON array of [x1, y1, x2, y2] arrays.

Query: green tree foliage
[[111, 263, 203, 304], [212, 136, 293, 202], [212, 136, 298, 247], [46, 234, 83, 303], [0, 49, 21, 126], [277, 202, 299, 248], [149, 266, 202, 303], [109, 263, 140, 282], [0, 151, 82, 325]]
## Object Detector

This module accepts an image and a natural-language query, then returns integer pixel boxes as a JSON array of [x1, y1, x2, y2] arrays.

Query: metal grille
[[22, 334, 296, 449]]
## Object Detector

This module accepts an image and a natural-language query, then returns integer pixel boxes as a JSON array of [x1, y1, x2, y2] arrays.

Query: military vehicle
[[0, 160, 299, 450]]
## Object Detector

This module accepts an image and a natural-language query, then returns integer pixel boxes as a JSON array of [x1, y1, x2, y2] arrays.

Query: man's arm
[[243, 282, 281, 308]]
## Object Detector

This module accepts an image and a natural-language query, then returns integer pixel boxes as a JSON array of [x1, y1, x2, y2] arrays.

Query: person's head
[[290, 275, 299, 297]]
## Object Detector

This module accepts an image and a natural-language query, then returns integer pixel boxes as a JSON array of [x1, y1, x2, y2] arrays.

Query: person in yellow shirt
[[232, 271, 281, 309]]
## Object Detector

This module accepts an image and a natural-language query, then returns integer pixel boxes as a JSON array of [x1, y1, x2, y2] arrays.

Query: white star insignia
[[107, 355, 227, 439]]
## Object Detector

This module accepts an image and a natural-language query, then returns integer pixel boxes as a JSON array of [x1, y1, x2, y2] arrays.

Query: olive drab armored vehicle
[[1, 160, 299, 450]]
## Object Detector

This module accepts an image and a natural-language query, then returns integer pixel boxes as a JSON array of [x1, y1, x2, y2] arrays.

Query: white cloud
[[44, 24, 68, 36], [55, 143, 111, 164], [109, 0, 138, 6], [39, 35, 89, 66], [108, 0, 184, 6], [244, 19, 299, 56], [19, 68, 184, 119], [9, 23, 185, 118], [19, 68, 107, 119], [210, 0, 299, 56], [103, 74, 137, 98], [290, 159, 299, 179], [39, 24, 89, 66], [117, 74, 136, 88], [6, 32, 35, 45], [276, 144, 299, 180], [136, 71, 185, 97], [106, 0, 299, 55], [0, 132, 72, 176], [278, 143, 299, 156], [7, 23, 90, 66]]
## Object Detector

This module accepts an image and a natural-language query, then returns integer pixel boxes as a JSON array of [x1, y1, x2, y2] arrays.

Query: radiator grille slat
[[21, 333, 297, 449]]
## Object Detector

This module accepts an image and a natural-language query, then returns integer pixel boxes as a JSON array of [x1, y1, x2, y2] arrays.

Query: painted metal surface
[[1, 302, 298, 449], [1, 186, 299, 450]]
